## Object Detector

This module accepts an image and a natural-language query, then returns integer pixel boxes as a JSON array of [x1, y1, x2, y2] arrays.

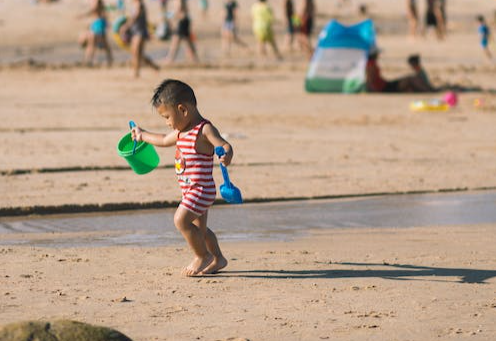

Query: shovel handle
[[215, 146, 232, 186], [129, 121, 137, 155]]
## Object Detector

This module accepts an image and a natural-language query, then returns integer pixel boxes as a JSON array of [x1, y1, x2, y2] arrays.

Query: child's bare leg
[[174, 207, 213, 276], [193, 211, 227, 274], [201, 228, 228, 274]]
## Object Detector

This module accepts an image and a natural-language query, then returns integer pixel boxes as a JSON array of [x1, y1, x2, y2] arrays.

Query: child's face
[[157, 104, 183, 130], [156, 103, 192, 131]]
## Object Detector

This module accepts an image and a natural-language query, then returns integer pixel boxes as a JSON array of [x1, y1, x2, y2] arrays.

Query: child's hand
[[219, 147, 233, 167], [131, 126, 143, 142]]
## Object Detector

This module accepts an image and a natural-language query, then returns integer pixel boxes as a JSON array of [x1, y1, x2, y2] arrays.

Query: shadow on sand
[[218, 262, 496, 284]]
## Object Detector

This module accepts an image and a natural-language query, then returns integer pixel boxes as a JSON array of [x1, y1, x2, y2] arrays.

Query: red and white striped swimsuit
[[175, 120, 216, 215]]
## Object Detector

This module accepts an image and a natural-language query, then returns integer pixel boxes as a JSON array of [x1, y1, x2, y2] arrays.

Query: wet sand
[[1, 0, 496, 340]]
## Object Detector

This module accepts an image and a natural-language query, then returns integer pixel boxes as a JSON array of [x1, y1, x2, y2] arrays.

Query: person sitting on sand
[[365, 47, 403, 93], [366, 49, 436, 93], [406, 54, 436, 92], [131, 79, 233, 276], [77, 0, 113, 67]]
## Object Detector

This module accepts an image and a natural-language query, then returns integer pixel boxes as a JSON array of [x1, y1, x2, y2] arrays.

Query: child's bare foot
[[199, 256, 228, 275], [182, 254, 213, 277]]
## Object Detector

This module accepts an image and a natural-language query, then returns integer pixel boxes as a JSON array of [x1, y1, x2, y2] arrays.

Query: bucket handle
[[129, 120, 137, 155]]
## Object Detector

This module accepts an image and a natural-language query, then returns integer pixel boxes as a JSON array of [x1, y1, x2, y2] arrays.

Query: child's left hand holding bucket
[[117, 121, 160, 175]]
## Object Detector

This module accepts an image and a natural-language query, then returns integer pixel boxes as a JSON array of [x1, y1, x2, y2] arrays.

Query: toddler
[[131, 79, 232, 276]]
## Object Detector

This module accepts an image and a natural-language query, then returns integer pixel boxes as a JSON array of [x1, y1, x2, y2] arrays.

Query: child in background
[[131, 79, 232, 276], [477, 15, 492, 61], [77, 0, 113, 67], [251, 0, 282, 60], [221, 0, 249, 56]]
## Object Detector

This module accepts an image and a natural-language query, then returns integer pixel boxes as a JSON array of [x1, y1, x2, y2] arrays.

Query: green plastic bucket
[[117, 132, 160, 174]]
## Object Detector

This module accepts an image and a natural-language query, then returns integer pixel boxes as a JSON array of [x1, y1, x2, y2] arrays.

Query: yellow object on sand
[[251, 2, 274, 42], [410, 99, 450, 112], [112, 32, 131, 50]]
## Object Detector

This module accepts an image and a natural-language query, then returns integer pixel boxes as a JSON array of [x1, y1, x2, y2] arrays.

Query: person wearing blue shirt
[[477, 15, 493, 60]]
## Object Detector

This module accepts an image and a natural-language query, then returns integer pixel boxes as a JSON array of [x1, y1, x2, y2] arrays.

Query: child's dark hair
[[407, 54, 420, 66], [476, 15, 484, 23], [151, 79, 197, 108]]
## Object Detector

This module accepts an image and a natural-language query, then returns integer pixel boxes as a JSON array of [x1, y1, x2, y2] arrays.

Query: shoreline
[[2, 186, 496, 217]]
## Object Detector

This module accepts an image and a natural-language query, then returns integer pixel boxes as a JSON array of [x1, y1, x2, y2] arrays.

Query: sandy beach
[[1, 0, 496, 340], [1, 225, 496, 341]]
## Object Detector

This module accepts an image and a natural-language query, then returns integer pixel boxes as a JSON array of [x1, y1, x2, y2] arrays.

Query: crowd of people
[[71, 0, 494, 87], [75, 0, 319, 77]]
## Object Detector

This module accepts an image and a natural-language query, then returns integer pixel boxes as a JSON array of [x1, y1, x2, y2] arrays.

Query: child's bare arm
[[132, 126, 177, 147], [202, 124, 233, 166]]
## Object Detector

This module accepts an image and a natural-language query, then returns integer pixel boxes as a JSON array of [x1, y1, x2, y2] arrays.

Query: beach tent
[[305, 19, 376, 93]]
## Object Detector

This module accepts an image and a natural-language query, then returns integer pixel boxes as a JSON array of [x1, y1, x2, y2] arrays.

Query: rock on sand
[[0, 320, 133, 341]]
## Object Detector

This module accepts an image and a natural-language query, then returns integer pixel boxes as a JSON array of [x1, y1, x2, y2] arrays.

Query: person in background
[[476, 15, 493, 61], [406, 0, 419, 39], [77, 0, 113, 67], [199, 0, 209, 19], [121, 0, 159, 77], [283, 0, 296, 52], [366, 48, 435, 93], [251, 0, 282, 60], [407, 54, 436, 92], [166, 0, 200, 64], [296, 0, 315, 58], [221, 0, 249, 56], [423, 0, 445, 40]]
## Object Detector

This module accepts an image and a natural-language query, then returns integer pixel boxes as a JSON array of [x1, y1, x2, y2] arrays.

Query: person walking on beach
[[77, 0, 113, 67], [423, 0, 445, 40], [251, 0, 282, 60], [295, 0, 316, 58], [221, 0, 249, 56], [406, 0, 419, 39], [283, 0, 296, 52], [165, 0, 199, 64], [121, 0, 159, 77], [477, 15, 493, 61], [131, 79, 232, 276]]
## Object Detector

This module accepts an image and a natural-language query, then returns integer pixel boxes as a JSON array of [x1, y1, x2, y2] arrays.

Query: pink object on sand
[[443, 91, 458, 107]]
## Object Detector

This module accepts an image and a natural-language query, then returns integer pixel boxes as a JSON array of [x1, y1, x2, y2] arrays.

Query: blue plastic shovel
[[215, 146, 243, 204], [129, 120, 137, 155]]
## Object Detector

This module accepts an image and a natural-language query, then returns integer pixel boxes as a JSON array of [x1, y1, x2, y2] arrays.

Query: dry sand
[[1, 0, 496, 340], [1, 225, 495, 340]]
